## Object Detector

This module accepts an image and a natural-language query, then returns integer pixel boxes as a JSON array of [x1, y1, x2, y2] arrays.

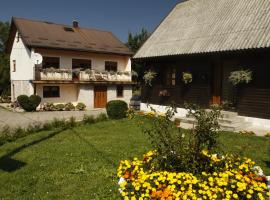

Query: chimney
[[73, 20, 79, 28]]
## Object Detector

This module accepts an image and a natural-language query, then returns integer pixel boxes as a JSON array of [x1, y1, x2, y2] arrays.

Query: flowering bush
[[118, 151, 270, 200]]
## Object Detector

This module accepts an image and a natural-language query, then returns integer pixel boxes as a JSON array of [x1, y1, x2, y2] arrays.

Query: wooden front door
[[212, 64, 222, 104], [94, 86, 107, 108]]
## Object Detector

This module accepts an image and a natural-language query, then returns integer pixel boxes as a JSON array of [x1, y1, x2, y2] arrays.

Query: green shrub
[[54, 104, 65, 111], [95, 113, 108, 122], [83, 115, 95, 124], [43, 103, 55, 111], [133, 104, 221, 174], [17, 95, 41, 112], [65, 102, 75, 111], [76, 102, 86, 111], [106, 100, 128, 119]]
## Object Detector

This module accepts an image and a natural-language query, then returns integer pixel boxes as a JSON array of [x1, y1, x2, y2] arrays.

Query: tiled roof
[[7, 17, 133, 56], [134, 0, 270, 58]]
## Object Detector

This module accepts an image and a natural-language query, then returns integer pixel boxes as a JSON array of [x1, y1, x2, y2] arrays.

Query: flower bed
[[118, 151, 270, 200]]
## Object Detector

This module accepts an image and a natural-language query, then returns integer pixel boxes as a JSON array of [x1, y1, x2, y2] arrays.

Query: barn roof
[[134, 0, 270, 59]]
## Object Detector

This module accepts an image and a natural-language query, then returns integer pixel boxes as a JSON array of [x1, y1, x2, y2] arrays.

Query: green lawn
[[0, 119, 269, 199]]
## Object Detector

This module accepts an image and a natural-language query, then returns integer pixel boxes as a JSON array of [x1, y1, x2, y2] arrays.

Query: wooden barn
[[134, 0, 270, 132]]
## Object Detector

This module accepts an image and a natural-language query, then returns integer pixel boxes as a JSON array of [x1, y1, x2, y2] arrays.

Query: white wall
[[37, 51, 131, 72], [107, 85, 133, 105], [77, 85, 94, 108], [10, 32, 35, 100], [36, 84, 78, 104], [10, 32, 34, 80], [140, 103, 188, 118]]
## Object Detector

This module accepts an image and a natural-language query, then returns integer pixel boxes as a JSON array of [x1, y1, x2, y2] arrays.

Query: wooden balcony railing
[[34, 67, 132, 82]]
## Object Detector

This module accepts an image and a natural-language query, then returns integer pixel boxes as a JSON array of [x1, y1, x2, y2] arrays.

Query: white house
[[5, 17, 133, 109]]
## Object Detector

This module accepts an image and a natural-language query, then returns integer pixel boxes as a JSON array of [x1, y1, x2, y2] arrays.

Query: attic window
[[16, 33, 21, 42], [64, 27, 74, 32]]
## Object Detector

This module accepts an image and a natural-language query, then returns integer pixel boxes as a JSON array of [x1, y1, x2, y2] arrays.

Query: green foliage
[[126, 28, 150, 83], [95, 113, 108, 122], [182, 71, 193, 84], [43, 103, 55, 111], [133, 104, 222, 174], [143, 70, 157, 86], [0, 21, 10, 94], [76, 102, 86, 111], [228, 69, 253, 86], [54, 104, 65, 111], [17, 95, 41, 112], [64, 102, 75, 111], [0, 120, 269, 198], [106, 100, 128, 119], [83, 115, 95, 124]]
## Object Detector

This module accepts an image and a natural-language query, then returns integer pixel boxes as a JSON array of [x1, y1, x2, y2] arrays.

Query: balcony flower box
[[40, 71, 72, 80]]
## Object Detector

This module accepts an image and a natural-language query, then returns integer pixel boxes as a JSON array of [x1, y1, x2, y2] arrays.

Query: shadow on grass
[[71, 129, 117, 168], [0, 128, 65, 172]]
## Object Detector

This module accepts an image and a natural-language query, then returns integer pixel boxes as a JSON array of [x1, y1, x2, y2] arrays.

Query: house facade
[[6, 17, 133, 109], [134, 0, 270, 131]]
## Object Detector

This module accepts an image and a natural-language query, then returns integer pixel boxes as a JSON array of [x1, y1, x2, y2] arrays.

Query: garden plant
[[117, 105, 270, 199]]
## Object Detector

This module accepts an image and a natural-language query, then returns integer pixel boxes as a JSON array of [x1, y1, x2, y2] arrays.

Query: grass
[[0, 119, 269, 199]]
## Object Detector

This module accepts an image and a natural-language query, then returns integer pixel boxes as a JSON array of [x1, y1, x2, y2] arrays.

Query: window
[[105, 61, 117, 72], [43, 86, 60, 98], [12, 60, 16, 72], [42, 57, 60, 69], [166, 68, 176, 86], [116, 85, 124, 97], [72, 59, 92, 70]]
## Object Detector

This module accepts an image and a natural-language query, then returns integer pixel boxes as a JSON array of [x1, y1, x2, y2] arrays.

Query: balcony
[[34, 67, 132, 82]]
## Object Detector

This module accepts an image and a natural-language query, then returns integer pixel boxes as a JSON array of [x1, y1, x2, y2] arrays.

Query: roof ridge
[[12, 16, 113, 34]]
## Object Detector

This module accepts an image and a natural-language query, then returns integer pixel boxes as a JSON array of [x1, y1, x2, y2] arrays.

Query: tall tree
[[126, 28, 150, 84], [0, 21, 10, 94]]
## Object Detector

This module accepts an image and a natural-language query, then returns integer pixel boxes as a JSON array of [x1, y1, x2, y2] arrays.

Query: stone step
[[176, 116, 251, 132], [220, 111, 238, 118]]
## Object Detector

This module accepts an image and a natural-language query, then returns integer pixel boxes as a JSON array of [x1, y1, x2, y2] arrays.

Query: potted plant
[[143, 70, 157, 86], [72, 68, 81, 81], [228, 69, 252, 86], [182, 71, 193, 84]]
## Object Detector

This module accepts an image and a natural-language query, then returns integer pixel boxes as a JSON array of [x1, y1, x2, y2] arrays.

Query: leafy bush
[[229, 69, 253, 86], [17, 95, 41, 112], [64, 102, 75, 111], [131, 104, 221, 174], [54, 104, 65, 111], [76, 102, 86, 111], [43, 103, 55, 111], [106, 100, 128, 119]]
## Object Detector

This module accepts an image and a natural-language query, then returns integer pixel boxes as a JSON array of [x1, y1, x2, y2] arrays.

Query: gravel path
[[0, 107, 105, 128]]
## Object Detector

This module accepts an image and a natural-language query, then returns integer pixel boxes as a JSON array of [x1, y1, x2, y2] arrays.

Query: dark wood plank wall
[[141, 85, 211, 107], [238, 88, 270, 119], [141, 50, 270, 119]]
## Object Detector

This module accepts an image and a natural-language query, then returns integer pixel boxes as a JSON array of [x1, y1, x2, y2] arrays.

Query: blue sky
[[0, 0, 180, 42]]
